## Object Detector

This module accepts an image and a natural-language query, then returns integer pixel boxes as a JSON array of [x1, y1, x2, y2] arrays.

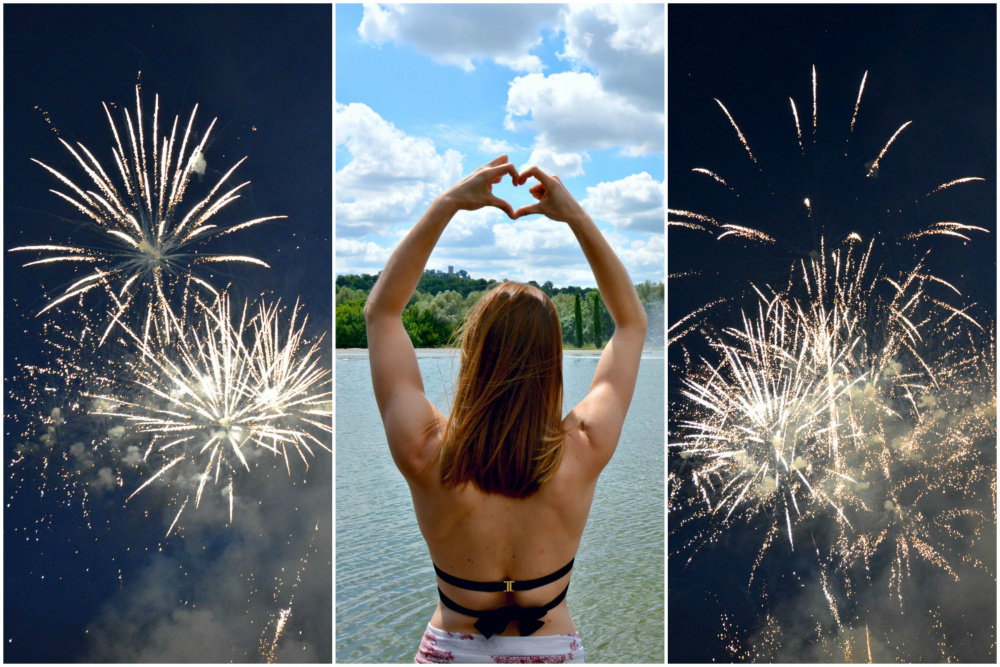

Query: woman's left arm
[[364, 156, 518, 477]]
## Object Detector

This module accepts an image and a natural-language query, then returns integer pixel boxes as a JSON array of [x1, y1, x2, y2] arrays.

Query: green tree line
[[336, 271, 664, 350]]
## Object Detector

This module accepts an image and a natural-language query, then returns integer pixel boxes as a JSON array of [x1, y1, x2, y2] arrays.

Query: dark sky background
[[668, 4, 995, 663], [4, 5, 331, 662]]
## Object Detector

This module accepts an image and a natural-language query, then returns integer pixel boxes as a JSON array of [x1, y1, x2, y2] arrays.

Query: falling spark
[[262, 520, 321, 662], [925, 177, 987, 197], [790, 97, 803, 151], [692, 168, 731, 188], [717, 224, 777, 244], [903, 221, 991, 242], [850, 70, 868, 133], [715, 98, 759, 166], [866, 121, 912, 178], [812, 65, 818, 140], [668, 209, 720, 227], [266, 608, 292, 663]]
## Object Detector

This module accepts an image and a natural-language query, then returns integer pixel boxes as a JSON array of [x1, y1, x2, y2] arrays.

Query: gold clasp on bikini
[[503, 580, 515, 593]]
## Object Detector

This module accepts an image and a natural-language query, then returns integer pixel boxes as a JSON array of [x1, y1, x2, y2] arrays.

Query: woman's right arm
[[513, 166, 648, 471], [365, 156, 519, 478]]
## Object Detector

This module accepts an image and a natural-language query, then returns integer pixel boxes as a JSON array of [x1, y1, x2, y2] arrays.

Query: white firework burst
[[90, 293, 331, 535], [11, 84, 286, 342]]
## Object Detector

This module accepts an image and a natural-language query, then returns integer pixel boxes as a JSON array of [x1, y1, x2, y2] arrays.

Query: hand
[[510, 166, 587, 224], [440, 155, 519, 219]]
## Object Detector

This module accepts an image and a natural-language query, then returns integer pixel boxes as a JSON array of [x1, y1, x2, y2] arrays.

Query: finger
[[485, 154, 508, 168], [489, 196, 515, 219], [512, 204, 543, 219], [517, 165, 553, 187], [529, 183, 546, 199], [485, 162, 519, 184]]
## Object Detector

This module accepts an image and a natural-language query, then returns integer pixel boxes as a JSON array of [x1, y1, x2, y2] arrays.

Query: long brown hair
[[438, 282, 564, 498]]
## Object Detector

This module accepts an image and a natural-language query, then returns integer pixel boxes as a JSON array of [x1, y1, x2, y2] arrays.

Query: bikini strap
[[436, 582, 570, 638], [433, 557, 575, 593]]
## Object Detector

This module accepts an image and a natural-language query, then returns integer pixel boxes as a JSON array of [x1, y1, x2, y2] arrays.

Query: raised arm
[[513, 166, 647, 471], [364, 156, 519, 478]]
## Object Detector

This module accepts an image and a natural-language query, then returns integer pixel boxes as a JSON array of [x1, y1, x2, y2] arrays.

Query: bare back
[[402, 414, 600, 636]]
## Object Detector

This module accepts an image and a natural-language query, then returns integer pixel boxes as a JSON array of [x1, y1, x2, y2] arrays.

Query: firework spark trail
[[89, 293, 331, 529], [866, 120, 912, 178], [717, 225, 778, 244], [925, 177, 986, 196], [692, 168, 731, 189], [812, 64, 818, 140], [790, 98, 803, 151], [850, 71, 868, 133], [10, 85, 286, 340], [715, 98, 759, 167], [261, 520, 321, 663]]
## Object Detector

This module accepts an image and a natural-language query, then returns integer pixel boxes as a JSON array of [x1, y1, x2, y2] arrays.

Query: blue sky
[[336, 3, 664, 287]]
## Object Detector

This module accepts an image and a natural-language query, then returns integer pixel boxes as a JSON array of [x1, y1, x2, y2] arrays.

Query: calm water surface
[[336, 350, 664, 663]]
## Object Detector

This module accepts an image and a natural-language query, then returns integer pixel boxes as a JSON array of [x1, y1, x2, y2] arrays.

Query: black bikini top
[[433, 558, 575, 638]]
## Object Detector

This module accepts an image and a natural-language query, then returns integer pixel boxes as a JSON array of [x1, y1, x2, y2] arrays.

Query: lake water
[[335, 349, 664, 663]]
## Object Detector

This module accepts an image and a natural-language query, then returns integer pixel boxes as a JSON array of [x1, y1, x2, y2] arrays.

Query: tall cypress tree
[[592, 291, 603, 348], [574, 293, 584, 348]]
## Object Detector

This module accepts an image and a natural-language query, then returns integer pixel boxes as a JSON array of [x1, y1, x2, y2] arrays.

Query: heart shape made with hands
[[492, 171, 546, 219]]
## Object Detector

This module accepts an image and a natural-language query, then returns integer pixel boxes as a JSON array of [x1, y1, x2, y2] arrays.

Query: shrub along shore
[[336, 269, 663, 349]]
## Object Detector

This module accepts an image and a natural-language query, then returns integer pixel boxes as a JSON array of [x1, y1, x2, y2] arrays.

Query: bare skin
[[365, 156, 647, 637]]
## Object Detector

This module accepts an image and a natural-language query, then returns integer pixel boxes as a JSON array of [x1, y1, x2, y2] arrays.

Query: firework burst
[[10, 85, 286, 342], [89, 293, 332, 535], [669, 238, 995, 658]]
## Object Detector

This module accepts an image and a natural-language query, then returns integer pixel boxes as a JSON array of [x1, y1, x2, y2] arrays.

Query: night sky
[[668, 4, 995, 663], [4, 5, 331, 662]]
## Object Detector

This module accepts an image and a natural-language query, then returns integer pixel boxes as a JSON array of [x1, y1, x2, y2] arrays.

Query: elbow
[[615, 306, 647, 341], [624, 305, 649, 339], [363, 298, 377, 324], [632, 307, 648, 338]]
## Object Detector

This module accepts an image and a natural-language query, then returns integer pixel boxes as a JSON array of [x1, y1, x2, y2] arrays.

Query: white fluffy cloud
[[493, 218, 578, 256], [560, 4, 664, 112], [505, 71, 662, 157], [336, 102, 462, 236], [522, 147, 588, 179], [491, 218, 663, 283], [618, 233, 664, 275], [478, 137, 516, 154], [358, 3, 562, 73], [336, 238, 393, 265], [583, 172, 664, 233]]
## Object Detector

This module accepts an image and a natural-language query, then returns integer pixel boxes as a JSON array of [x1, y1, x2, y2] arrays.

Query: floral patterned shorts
[[415, 624, 585, 664]]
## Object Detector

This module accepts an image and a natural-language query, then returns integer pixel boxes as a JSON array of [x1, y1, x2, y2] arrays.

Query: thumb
[[512, 203, 543, 219], [489, 196, 515, 219]]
